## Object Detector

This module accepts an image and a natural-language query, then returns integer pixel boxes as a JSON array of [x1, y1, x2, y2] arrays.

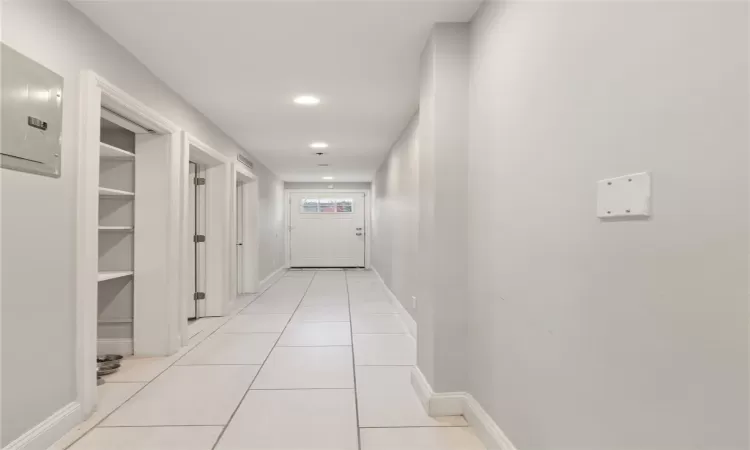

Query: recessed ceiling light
[[310, 142, 329, 149], [293, 95, 320, 106], [322, 176, 334, 180]]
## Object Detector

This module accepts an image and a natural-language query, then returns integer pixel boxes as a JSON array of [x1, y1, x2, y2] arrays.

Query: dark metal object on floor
[[97, 354, 123, 376]]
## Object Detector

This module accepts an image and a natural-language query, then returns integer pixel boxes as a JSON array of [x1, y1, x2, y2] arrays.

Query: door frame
[[179, 133, 231, 344], [232, 162, 260, 304], [77, 70, 182, 418], [186, 161, 205, 321], [284, 189, 371, 269]]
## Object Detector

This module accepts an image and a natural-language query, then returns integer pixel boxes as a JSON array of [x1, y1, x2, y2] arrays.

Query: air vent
[[317, 163, 329, 167], [237, 154, 254, 170]]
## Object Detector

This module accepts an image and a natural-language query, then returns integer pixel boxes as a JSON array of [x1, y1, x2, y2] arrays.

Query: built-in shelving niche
[[97, 116, 136, 356]]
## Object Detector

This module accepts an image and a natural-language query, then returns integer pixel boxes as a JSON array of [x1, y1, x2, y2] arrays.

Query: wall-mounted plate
[[597, 172, 651, 219], [1, 43, 64, 178]]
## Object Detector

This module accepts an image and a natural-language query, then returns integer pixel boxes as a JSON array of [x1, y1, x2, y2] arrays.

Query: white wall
[[372, 24, 470, 394], [416, 23, 470, 393], [372, 115, 419, 318], [258, 173, 285, 280], [285, 182, 371, 190], [1, 0, 284, 444], [467, 1, 748, 449]]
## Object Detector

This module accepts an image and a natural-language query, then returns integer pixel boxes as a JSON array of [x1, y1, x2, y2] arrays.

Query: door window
[[300, 197, 354, 214], [301, 198, 319, 213], [336, 199, 353, 213], [319, 198, 336, 213]]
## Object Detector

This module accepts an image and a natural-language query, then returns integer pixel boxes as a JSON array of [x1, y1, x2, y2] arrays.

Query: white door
[[187, 162, 206, 320], [236, 181, 244, 294], [290, 192, 366, 267]]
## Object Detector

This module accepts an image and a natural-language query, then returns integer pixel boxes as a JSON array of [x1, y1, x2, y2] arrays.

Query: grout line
[[349, 332, 410, 335], [63, 273, 285, 450], [209, 271, 318, 450], [275, 344, 352, 348], [354, 364, 415, 367], [345, 270, 363, 450], [351, 332, 414, 336], [97, 424, 224, 429], [359, 425, 470, 429], [172, 363, 264, 366], [245, 387, 354, 391], [218, 331, 283, 335]]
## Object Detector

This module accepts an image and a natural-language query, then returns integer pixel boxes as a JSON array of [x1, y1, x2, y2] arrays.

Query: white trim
[[97, 338, 134, 356], [410, 367, 518, 450], [371, 267, 417, 338], [231, 162, 260, 306], [100, 108, 151, 134], [410, 364, 433, 413], [463, 394, 518, 450], [180, 133, 232, 339], [235, 161, 257, 182], [259, 265, 287, 291], [76, 70, 182, 419], [1, 402, 81, 450], [284, 189, 371, 269]]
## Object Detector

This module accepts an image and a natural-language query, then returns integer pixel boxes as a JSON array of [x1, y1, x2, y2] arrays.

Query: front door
[[289, 192, 365, 267]]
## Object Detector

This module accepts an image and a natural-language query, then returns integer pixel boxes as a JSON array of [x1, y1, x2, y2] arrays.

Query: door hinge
[[194, 234, 206, 243], [194, 177, 206, 185], [194, 292, 206, 300]]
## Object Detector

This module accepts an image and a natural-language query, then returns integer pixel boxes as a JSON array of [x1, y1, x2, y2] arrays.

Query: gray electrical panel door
[[1, 43, 63, 177]]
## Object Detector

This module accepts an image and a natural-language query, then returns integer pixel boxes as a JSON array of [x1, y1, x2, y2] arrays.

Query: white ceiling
[[73, 0, 481, 181]]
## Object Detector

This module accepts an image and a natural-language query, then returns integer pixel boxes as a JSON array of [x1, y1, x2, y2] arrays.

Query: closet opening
[[97, 115, 137, 360], [78, 71, 183, 417]]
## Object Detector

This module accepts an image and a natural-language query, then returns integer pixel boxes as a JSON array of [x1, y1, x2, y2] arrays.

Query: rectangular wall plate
[[597, 172, 651, 219]]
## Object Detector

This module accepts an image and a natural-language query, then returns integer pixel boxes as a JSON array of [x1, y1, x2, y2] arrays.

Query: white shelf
[[99, 226, 133, 232], [98, 271, 133, 282], [99, 187, 134, 198], [100, 142, 135, 160]]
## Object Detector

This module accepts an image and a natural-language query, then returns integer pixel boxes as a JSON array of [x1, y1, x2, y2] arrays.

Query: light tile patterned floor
[[56, 270, 485, 450]]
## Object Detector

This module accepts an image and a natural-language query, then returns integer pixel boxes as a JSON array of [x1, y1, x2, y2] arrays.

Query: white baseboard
[[97, 338, 133, 356], [371, 267, 417, 338], [410, 367, 518, 450], [2, 402, 81, 450], [258, 265, 287, 291]]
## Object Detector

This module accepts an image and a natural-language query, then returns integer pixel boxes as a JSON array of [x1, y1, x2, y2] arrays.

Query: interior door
[[236, 181, 244, 294], [290, 192, 365, 267], [187, 162, 206, 320]]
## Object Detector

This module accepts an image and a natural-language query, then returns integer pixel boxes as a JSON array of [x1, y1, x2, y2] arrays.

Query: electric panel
[[1, 43, 63, 177]]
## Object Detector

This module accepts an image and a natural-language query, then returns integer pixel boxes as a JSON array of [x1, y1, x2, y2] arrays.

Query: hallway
[[55, 270, 485, 450]]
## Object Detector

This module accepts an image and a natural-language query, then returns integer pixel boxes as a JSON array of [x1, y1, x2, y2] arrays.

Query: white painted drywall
[[416, 23, 470, 394], [373, 24, 470, 394], [258, 174, 286, 279], [467, 1, 748, 448], [284, 182, 372, 190], [372, 115, 420, 319], [0, 0, 284, 444]]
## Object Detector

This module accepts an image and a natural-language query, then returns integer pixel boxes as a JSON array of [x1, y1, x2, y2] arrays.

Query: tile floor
[[53, 270, 485, 450]]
